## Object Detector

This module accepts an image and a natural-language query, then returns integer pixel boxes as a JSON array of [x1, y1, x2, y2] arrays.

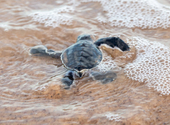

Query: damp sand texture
[[1, 0, 170, 124]]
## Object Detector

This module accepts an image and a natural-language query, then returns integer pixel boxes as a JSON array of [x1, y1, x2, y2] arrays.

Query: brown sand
[[0, 0, 170, 125]]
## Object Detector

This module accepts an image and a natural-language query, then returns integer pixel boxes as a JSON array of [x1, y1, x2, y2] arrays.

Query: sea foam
[[30, 6, 74, 27], [79, 0, 170, 29], [124, 37, 170, 95], [96, 36, 170, 95], [30, 0, 170, 29]]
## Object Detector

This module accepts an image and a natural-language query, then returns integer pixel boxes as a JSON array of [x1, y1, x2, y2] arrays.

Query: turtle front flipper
[[30, 45, 62, 59], [94, 37, 130, 51], [90, 71, 117, 84]]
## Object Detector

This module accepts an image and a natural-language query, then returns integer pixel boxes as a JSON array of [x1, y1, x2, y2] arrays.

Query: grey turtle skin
[[30, 34, 130, 89]]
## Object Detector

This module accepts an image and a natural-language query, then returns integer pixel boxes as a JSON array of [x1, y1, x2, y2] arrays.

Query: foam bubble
[[78, 0, 170, 29], [30, 6, 74, 27], [124, 37, 170, 95]]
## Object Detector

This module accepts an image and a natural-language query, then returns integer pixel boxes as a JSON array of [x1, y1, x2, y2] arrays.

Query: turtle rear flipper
[[94, 37, 130, 51], [30, 45, 62, 59], [61, 70, 81, 89], [90, 71, 117, 84]]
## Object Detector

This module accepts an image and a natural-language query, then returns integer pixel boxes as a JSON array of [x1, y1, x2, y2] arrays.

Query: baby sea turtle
[[30, 34, 130, 89]]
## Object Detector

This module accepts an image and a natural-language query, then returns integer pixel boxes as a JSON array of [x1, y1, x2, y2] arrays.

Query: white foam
[[78, 0, 170, 29], [96, 51, 121, 72], [96, 36, 170, 95], [124, 37, 170, 95], [105, 112, 122, 121], [30, 0, 170, 29], [30, 6, 74, 27]]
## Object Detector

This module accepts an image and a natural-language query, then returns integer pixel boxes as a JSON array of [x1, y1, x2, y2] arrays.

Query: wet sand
[[0, 0, 170, 124]]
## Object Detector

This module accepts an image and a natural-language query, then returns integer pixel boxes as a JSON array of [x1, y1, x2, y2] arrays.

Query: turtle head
[[75, 69, 87, 78], [77, 71, 83, 78], [77, 34, 93, 42]]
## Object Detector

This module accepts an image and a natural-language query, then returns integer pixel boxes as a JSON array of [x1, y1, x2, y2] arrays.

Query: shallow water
[[1, 0, 170, 124]]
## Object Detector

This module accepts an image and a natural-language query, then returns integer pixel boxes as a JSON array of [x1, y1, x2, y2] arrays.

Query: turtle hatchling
[[30, 34, 130, 89]]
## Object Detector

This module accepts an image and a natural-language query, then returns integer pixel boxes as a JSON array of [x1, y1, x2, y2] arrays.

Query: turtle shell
[[61, 40, 102, 71]]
